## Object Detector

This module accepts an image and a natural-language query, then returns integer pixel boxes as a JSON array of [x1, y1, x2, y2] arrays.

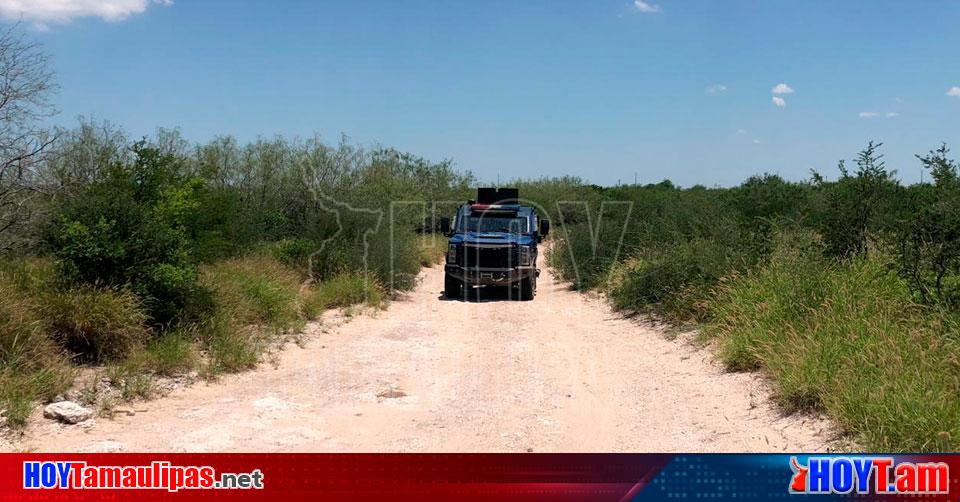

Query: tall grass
[[707, 235, 960, 451], [201, 256, 303, 330], [146, 331, 197, 377], [417, 234, 447, 268], [302, 273, 385, 318], [197, 256, 304, 373], [607, 237, 750, 323], [44, 286, 149, 362], [0, 252, 393, 427], [0, 260, 73, 427], [196, 256, 386, 373], [0, 257, 150, 425]]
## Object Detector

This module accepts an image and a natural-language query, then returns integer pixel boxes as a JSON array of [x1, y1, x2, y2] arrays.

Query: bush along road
[[15, 256, 837, 453]]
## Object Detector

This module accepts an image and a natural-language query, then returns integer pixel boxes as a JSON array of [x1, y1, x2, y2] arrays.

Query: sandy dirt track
[[19, 260, 836, 452]]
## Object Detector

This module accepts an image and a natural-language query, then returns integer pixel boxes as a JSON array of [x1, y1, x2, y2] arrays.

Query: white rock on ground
[[43, 402, 94, 424]]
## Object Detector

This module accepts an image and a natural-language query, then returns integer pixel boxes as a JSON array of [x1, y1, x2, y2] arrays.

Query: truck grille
[[463, 245, 516, 268]]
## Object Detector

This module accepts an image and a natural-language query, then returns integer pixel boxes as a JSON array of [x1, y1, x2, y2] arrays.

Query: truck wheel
[[444, 274, 463, 299], [519, 276, 535, 301]]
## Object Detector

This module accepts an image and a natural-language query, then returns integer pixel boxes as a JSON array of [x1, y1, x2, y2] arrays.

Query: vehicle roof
[[459, 204, 536, 216]]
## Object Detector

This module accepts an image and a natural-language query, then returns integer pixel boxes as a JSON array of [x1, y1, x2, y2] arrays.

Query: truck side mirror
[[539, 220, 550, 238], [439, 217, 451, 235]]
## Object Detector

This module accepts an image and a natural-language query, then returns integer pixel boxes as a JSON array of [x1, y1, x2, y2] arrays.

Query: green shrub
[[265, 238, 317, 274], [728, 173, 811, 225], [514, 177, 599, 218], [609, 237, 748, 322], [549, 222, 623, 290], [548, 183, 747, 294], [813, 142, 903, 258], [898, 144, 960, 307], [548, 191, 754, 323], [307, 225, 421, 293], [46, 142, 203, 324], [707, 236, 960, 451]]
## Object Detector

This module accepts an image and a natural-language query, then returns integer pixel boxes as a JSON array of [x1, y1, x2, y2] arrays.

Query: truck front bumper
[[445, 265, 538, 286]]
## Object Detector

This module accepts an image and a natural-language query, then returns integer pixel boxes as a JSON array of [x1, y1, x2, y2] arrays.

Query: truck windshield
[[460, 215, 528, 234]]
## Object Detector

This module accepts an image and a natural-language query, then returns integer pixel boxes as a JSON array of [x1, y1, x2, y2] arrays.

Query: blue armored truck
[[439, 188, 549, 300]]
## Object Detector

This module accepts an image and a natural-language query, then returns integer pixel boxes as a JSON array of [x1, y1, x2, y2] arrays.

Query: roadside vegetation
[[0, 124, 472, 427], [548, 142, 960, 451], [0, 26, 473, 428]]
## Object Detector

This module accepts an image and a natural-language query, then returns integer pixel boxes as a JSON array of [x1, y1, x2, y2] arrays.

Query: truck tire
[[519, 276, 535, 301], [444, 274, 463, 299]]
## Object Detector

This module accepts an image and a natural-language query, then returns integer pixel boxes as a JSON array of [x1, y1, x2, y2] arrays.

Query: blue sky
[[6, 0, 960, 186]]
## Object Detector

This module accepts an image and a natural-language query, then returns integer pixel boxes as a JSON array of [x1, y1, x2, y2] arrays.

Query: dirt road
[[20, 260, 835, 452]]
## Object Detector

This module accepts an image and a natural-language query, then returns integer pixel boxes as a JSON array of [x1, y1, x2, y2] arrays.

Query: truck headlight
[[519, 245, 532, 266], [447, 244, 458, 264]]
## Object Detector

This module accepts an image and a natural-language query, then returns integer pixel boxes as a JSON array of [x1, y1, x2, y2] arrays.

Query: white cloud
[[0, 0, 172, 26], [633, 0, 661, 13], [861, 111, 900, 118], [706, 84, 727, 94], [752, 138, 762, 144], [771, 83, 794, 95], [772, 96, 786, 108], [947, 86, 960, 97]]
